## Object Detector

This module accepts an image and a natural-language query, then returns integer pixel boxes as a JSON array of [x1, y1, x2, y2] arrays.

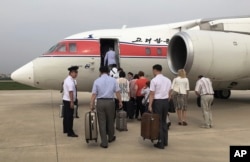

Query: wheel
[[95, 139, 97, 143], [151, 140, 154, 143], [86, 139, 89, 143], [219, 90, 231, 99]]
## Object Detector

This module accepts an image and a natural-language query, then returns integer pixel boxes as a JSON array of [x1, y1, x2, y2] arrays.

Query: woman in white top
[[171, 69, 190, 126], [117, 71, 130, 112]]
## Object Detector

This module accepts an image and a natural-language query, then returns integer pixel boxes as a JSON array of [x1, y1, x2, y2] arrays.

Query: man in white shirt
[[149, 64, 171, 149], [104, 47, 117, 67], [195, 75, 214, 129], [63, 66, 78, 137]]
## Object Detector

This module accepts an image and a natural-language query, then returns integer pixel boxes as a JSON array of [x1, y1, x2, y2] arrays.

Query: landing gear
[[214, 90, 231, 99]]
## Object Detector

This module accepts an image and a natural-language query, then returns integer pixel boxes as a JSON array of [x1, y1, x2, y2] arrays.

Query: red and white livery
[[11, 16, 250, 99]]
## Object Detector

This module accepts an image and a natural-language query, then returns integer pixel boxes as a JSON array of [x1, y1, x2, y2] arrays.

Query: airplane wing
[[199, 16, 250, 34], [171, 16, 250, 35]]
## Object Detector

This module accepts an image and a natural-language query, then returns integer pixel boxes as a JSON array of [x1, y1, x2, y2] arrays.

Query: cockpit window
[[47, 44, 58, 53], [56, 44, 66, 52], [45, 41, 81, 55], [69, 43, 77, 52]]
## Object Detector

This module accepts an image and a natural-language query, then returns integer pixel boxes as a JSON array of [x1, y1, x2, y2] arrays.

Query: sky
[[0, 0, 250, 74]]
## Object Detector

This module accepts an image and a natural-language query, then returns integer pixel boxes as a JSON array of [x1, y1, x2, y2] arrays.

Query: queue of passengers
[[61, 47, 214, 149]]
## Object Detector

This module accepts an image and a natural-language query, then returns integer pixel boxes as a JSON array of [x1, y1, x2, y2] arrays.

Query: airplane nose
[[11, 61, 34, 87]]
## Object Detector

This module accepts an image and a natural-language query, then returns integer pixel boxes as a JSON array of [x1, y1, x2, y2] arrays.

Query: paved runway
[[0, 90, 250, 162]]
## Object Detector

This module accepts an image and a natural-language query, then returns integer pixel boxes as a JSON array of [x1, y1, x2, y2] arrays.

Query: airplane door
[[100, 39, 120, 68]]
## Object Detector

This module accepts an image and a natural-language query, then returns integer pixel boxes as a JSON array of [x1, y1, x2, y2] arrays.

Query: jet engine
[[167, 30, 250, 81]]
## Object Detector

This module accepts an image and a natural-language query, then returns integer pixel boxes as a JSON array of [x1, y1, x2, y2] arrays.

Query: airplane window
[[57, 44, 66, 52], [157, 48, 162, 55], [146, 48, 151, 55], [69, 43, 77, 52], [47, 44, 58, 53]]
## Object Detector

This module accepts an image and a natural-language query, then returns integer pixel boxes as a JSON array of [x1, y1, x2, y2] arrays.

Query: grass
[[0, 80, 40, 90]]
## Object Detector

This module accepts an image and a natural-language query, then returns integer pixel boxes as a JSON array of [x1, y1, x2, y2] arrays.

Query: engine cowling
[[167, 30, 250, 81]]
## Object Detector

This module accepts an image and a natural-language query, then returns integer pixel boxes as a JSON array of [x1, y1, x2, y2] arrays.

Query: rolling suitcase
[[73, 105, 78, 118], [116, 110, 128, 131], [60, 104, 77, 118], [141, 112, 160, 142], [59, 105, 64, 118], [73, 99, 79, 118], [85, 111, 98, 143]]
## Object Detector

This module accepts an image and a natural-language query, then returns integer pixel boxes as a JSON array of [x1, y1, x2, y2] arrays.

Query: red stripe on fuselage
[[43, 39, 168, 57], [120, 42, 167, 57]]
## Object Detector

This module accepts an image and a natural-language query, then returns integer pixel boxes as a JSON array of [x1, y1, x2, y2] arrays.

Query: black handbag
[[168, 99, 176, 113]]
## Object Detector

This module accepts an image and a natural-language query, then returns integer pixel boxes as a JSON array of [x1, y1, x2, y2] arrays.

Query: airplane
[[11, 16, 250, 99]]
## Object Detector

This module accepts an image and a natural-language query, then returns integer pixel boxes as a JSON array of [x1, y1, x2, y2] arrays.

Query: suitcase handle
[[144, 111, 157, 121], [117, 106, 124, 111]]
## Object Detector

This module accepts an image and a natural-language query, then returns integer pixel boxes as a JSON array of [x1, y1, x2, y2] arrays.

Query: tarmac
[[0, 90, 250, 162]]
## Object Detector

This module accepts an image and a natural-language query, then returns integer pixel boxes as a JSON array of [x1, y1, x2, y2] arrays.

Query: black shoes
[[67, 133, 78, 137], [182, 121, 188, 126], [100, 144, 108, 148], [154, 143, 165, 149], [108, 136, 116, 143]]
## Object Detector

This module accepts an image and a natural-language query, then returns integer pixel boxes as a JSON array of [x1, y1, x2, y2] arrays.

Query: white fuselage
[[11, 17, 250, 95]]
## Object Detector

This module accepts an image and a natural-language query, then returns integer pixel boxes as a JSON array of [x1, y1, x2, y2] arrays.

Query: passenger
[[90, 66, 122, 148], [116, 71, 130, 113], [62, 66, 79, 137], [104, 47, 117, 68], [148, 64, 171, 149], [135, 71, 148, 120], [129, 74, 139, 102], [128, 74, 139, 119], [141, 80, 150, 112], [118, 67, 123, 74], [195, 75, 214, 129], [109, 64, 119, 79], [171, 69, 190, 126], [61, 80, 79, 118], [127, 72, 134, 81]]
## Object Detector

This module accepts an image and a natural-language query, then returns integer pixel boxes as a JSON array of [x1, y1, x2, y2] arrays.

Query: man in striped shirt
[[195, 75, 214, 129]]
